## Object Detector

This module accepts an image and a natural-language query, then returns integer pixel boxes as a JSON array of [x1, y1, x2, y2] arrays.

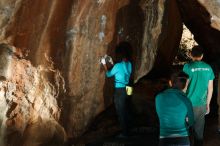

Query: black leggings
[[114, 88, 129, 135], [159, 136, 190, 146]]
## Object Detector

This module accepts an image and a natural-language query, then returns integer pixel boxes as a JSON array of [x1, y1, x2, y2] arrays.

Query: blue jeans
[[114, 88, 129, 135], [193, 106, 206, 139], [159, 137, 190, 146], [192, 106, 206, 145]]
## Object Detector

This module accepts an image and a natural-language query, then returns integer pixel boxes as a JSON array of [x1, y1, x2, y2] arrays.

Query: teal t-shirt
[[183, 61, 215, 106], [106, 61, 132, 88], [156, 88, 194, 137]]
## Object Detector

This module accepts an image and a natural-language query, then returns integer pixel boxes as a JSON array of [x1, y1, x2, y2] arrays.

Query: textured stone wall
[[0, 0, 182, 145], [198, 0, 220, 31], [177, 0, 220, 62], [0, 44, 66, 146]]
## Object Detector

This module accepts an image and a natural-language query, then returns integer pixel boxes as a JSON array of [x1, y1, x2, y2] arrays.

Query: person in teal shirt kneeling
[[156, 71, 194, 146]]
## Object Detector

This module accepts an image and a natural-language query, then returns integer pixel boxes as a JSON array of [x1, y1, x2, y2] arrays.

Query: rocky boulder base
[[0, 44, 66, 146]]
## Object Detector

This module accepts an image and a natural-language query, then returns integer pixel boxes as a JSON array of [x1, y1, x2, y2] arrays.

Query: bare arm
[[206, 80, 214, 114], [183, 79, 189, 93]]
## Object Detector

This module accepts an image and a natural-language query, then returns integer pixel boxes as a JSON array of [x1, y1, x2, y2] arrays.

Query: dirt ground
[[204, 115, 220, 146], [73, 109, 220, 146]]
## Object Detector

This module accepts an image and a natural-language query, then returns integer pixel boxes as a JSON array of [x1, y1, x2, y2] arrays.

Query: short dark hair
[[191, 45, 203, 57], [170, 71, 188, 90], [115, 41, 132, 62]]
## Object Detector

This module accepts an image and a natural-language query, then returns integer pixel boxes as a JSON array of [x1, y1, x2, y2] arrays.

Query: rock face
[[0, 44, 66, 146], [177, 0, 220, 62], [0, 0, 182, 144], [198, 0, 220, 31]]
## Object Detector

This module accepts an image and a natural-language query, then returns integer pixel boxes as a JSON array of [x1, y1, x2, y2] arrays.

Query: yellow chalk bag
[[126, 86, 133, 95]]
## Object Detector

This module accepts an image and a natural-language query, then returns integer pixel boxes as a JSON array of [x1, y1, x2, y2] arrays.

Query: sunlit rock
[[0, 44, 66, 146]]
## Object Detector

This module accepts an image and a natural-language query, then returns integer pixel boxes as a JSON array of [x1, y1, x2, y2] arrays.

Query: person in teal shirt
[[183, 45, 214, 146], [101, 41, 132, 137], [156, 71, 194, 146], [105, 61, 132, 88]]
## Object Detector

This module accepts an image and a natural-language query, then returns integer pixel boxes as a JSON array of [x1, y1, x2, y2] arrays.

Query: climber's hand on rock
[[108, 57, 114, 65], [101, 57, 106, 65]]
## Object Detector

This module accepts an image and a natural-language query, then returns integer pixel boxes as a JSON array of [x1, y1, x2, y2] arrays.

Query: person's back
[[101, 41, 133, 137], [183, 61, 214, 106], [156, 88, 193, 137], [156, 72, 194, 146], [106, 61, 132, 88], [183, 45, 214, 146]]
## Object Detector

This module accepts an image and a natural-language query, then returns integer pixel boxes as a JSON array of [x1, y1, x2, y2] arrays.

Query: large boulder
[[0, 0, 182, 144]]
